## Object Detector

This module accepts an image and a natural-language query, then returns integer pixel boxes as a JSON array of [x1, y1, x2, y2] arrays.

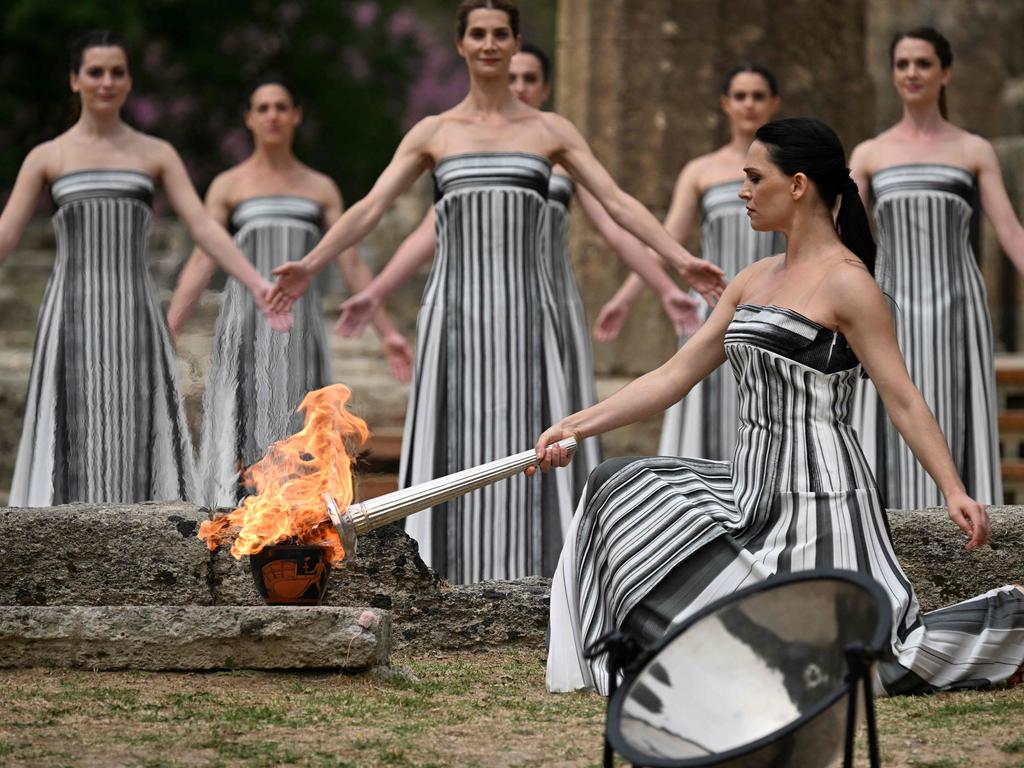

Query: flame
[[197, 384, 369, 564]]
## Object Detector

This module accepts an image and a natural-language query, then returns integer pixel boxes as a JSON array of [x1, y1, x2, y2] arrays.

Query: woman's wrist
[[942, 484, 969, 504]]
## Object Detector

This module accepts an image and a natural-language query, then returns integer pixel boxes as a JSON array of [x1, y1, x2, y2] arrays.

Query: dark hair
[[721, 63, 779, 97], [754, 118, 876, 276], [519, 42, 551, 83], [890, 26, 953, 118], [246, 75, 301, 110], [69, 30, 129, 74], [456, 0, 520, 38]]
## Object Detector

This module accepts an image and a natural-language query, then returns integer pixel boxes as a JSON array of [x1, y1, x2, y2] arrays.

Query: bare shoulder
[[21, 140, 59, 177], [849, 135, 881, 173], [540, 110, 582, 141], [204, 167, 238, 201], [734, 253, 782, 292], [823, 257, 887, 321], [305, 168, 343, 206], [677, 153, 712, 187], [960, 130, 998, 168]]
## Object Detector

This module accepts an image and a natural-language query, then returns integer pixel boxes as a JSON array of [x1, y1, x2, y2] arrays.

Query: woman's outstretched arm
[[0, 143, 51, 266], [975, 136, 1024, 275], [574, 185, 700, 338], [166, 173, 232, 341], [547, 113, 726, 306], [336, 209, 435, 337], [591, 159, 705, 340], [529, 267, 754, 474], [836, 262, 989, 550], [323, 181, 413, 382], [157, 141, 291, 331], [268, 116, 440, 309]]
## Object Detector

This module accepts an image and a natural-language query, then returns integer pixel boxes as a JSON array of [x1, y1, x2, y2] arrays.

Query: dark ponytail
[[890, 26, 953, 119], [755, 118, 876, 276]]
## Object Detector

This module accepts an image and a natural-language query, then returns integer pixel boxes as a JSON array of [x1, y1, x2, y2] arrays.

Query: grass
[[0, 648, 1021, 767]]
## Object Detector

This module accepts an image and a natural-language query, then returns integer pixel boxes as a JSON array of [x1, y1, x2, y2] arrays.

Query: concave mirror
[[608, 574, 887, 768]]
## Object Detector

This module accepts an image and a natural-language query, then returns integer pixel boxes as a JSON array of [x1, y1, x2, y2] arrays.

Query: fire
[[198, 384, 369, 564]]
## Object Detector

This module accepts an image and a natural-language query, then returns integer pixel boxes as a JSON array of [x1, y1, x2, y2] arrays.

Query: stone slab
[[0, 606, 390, 670], [2, 503, 1023, 650], [0, 502, 213, 606], [888, 505, 1024, 612]]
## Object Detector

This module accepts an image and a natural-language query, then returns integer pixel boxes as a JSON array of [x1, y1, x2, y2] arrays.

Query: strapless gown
[[402, 153, 576, 583], [548, 304, 1024, 695], [11, 170, 196, 506]]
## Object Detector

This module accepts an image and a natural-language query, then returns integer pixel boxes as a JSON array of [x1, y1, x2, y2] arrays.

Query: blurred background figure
[[0, 31, 288, 507], [166, 76, 412, 508], [851, 27, 1024, 508], [593, 63, 783, 462]]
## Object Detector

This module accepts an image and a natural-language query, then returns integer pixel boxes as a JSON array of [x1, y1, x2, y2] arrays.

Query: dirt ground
[[0, 648, 1022, 767]]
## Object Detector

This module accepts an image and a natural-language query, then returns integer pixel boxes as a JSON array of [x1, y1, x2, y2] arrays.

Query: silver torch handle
[[324, 436, 578, 555]]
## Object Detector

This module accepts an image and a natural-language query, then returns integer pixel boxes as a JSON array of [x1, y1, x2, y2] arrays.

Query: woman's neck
[[897, 100, 946, 134], [724, 126, 757, 155], [74, 109, 126, 138], [781, 207, 842, 267], [464, 74, 519, 115], [251, 142, 297, 170]]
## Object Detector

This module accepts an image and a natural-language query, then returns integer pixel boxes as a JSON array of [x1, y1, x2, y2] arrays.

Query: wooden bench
[[996, 355, 1024, 503]]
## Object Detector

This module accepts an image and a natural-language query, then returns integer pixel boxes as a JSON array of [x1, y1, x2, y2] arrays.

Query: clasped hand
[[525, 423, 580, 477]]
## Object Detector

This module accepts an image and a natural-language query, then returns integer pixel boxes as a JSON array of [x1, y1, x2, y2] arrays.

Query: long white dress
[[402, 153, 575, 583], [11, 170, 196, 506], [198, 195, 330, 507], [854, 164, 1001, 507], [549, 304, 1024, 695]]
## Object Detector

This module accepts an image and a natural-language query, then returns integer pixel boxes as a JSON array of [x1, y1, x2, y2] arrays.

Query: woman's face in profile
[[740, 141, 791, 232]]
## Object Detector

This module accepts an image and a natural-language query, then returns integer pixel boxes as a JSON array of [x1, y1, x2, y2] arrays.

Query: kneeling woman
[[534, 117, 1024, 695]]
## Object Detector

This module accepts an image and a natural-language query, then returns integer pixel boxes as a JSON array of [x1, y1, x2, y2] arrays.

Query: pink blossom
[[351, 1, 379, 30], [126, 96, 162, 129]]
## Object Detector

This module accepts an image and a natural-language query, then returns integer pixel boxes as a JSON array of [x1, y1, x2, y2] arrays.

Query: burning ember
[[198, 384, 369, 565]]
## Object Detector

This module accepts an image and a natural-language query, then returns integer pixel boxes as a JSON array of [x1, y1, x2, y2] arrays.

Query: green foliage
[[0, 0, 433, 200]]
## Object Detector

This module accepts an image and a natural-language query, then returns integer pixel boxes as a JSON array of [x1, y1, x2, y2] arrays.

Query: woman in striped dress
[[0, 32, 290, 507], [535, 117, 1024, 695], [268, 1, 725, 583], [594, 64, 784, 461], [340, 43, 698, 508], [850, 27, 1024, 508], [166, 78, 412, 507]]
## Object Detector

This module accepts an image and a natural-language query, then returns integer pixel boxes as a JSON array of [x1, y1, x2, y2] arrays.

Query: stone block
[[0, 605, 389, 670], [887, 506, 1024, 612], [0, 503, 212, 606], [2, 503, 1022, 653]]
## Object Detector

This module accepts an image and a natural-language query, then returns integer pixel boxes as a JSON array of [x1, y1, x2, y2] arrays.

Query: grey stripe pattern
[[10, 170, 197, 506], [544, 173, 601, 504], [659, 181, 784, 459], [854, 164, 1001, 507], [547, 304, 1024, 694], [198, 196, 330, 507], [402, 153, 574, 584]]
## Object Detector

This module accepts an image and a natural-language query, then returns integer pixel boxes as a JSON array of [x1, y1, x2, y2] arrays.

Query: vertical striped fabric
[[547, 304, 1024, 694], [402, 153, 574, 584], [197, 196, 330, 507], [854, 164, 1001, 507], [659, 181, 784, 459], [543, 173, 601, 504], [10, 170, 197, 506]]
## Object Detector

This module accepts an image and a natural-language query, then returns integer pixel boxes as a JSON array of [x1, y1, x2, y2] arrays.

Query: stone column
[[555, 0, 871, 454]]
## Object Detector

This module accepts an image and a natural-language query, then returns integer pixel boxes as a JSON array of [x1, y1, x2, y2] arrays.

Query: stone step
[[0, 503, 547, 651], [0, 605, 389, 670]]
